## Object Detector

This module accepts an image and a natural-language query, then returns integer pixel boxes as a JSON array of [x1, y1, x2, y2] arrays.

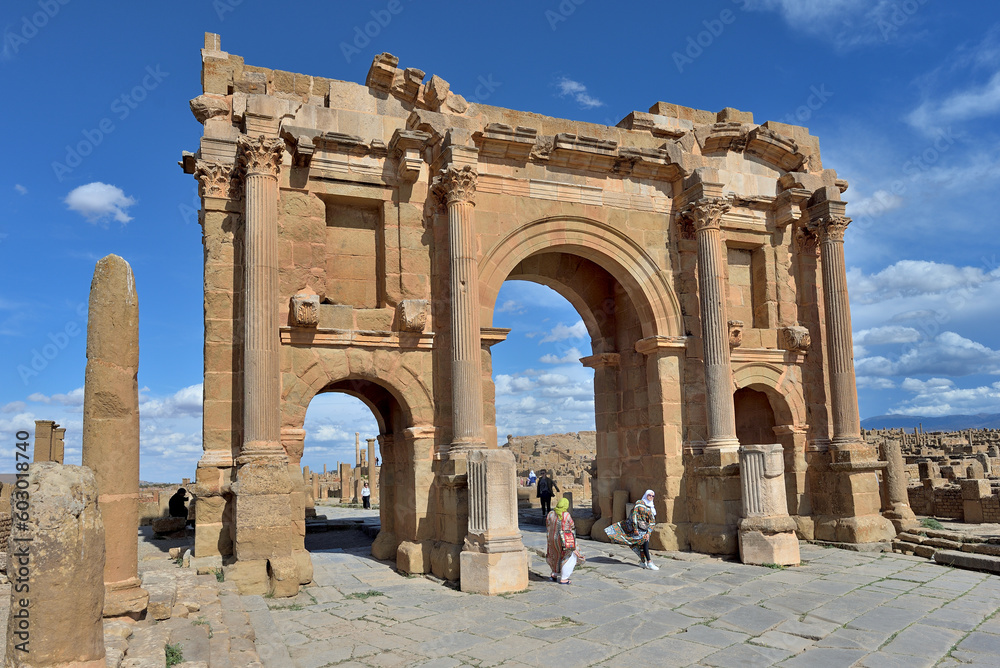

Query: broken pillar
[[460, 449, 529, 594], [6, 462, 106, 667], [880, 440, 918, 532], [737, 443, 800, 566], [81, 254, 149, 617]]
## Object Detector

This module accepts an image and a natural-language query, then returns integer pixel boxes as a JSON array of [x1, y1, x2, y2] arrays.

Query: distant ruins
[[182, 30, 897, 593]]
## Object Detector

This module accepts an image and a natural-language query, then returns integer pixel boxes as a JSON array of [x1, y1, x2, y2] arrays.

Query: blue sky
[[2, 0, 999, 480]]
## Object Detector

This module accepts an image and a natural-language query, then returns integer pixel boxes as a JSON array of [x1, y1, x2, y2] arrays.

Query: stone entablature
[[184, 32, 892, 593]]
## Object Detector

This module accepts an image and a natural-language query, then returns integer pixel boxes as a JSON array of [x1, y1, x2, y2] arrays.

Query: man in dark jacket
[[536, 470, 559, 516], [169, 488, 189, 519]]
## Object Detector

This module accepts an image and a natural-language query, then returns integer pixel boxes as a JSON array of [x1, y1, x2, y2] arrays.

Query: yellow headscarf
[[554, 497, 570, 516]]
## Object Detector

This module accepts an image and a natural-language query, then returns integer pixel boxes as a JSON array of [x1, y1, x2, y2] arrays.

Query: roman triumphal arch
[[183, 33, 894, 596]]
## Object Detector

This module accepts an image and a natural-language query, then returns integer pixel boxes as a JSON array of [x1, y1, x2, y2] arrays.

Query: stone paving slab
[[248, 525, 1000, 667]]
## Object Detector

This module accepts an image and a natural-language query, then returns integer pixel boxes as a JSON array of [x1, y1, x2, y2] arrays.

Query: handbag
[[560, 517, 576, 550]]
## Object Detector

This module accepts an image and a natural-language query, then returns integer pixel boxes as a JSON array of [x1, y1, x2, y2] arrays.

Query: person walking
[[604, 489, 659, 570], [546, 497, 582, 584], [361, 481, 371, 509], [536, 470, 559, 516]]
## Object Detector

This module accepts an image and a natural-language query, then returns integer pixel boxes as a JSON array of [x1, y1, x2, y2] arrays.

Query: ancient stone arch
[[184, 34, 894, 595]]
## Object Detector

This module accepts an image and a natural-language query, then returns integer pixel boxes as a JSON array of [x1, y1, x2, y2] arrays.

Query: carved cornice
[[432, 165, 478, 207], [678, 196, 732, 233], [811, 215, 851, 243], [194, 160, 241, 199], [237, 134, 284, 178]]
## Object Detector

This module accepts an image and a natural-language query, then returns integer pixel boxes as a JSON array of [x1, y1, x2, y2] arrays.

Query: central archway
[[480, 217, 686, 546]]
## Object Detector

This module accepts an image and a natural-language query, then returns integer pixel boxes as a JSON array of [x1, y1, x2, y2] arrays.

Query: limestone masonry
[[183, 32, 893, 594]]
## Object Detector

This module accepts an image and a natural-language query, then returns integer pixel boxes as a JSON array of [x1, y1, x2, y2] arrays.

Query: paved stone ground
[[245, 520, 1000, 668]]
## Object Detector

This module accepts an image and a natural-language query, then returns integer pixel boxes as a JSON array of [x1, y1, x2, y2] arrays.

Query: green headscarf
[[554, 497, 570, 516]]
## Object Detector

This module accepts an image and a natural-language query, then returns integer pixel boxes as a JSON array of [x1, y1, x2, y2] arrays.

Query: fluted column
[[230, 134, 301, 596], [812, 215, 863, 451], [238, 135, 284, 458], [681, 197, 740, 451], [435, 165, 485, 451]]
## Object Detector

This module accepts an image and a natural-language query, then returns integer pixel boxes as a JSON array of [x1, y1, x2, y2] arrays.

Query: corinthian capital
[[432, 165, 477, 206], [811, 215, 851, 243], [194, 160, 240, 199], [679, 196, 732, 232], [237, 135, 284, 178]]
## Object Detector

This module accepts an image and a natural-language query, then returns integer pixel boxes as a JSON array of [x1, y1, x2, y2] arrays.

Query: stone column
[[812, 212, 863, 452], [51, 426, 65, 465], [81, 254, 148, 617], [367, 438, 377, 481], [6, 463, 105, 667], [32, 420, 55, 463], [355, 432, 361, 467], [806, 188, 894, 544], [737, 444, 800, 566], [434, 165, 485, 452], [229, 134, 299, 597], [680, 197, 739, 452], [881, 440, 918, 532]]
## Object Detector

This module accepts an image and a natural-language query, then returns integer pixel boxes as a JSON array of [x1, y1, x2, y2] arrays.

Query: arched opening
[[299, 379, 406, 554], [734, 387, 777, 446], [488, 248, 662, 531]]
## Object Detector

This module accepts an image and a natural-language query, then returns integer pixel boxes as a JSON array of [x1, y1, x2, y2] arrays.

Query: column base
[[459, 549, 528, 595], [883, 508, 919, 533], [690, 522, 738, 555], [222, 555, 300, 597], [739, 528, 800, 566], [104, 578, 149, 618]]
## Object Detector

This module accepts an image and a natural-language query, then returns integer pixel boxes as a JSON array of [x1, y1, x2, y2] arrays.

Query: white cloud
[[28, 387, 85, 407], [1, 401, 26, 413], [540, 347, 583, 364], [140, 384, 203, 418], [847, 260, 1000, 305], [744, 0, 917, 49], [312, 425, 351, 442], [854, 326, 921, 346], [540, 320, 587, 343], [65, 182, 137, 225], [848, 189, 904, 218], [890, 377, 1000, 416], [496, 300, 524, 315], [14, 184, 27, 195], [908, 71, 1000, 135], [556, 77, 604, 109], [856, 376, 896, 390], [856, 331, 1000, 377]]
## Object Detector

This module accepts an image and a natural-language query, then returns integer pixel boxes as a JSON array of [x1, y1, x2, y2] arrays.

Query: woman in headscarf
[[545, 497, 582, 584], [604, 489, 659, 570]]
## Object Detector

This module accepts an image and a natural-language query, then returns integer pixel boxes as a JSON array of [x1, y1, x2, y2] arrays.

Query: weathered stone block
[[459, 550, 528, 595], [396, 540, 432, 574]]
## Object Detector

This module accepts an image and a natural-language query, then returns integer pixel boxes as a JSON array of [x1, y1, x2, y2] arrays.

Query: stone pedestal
[[6, 463, 106, 667], [460, 449, 528, 594], [81, 254, 148, 618], [737, 444, 799, 566]]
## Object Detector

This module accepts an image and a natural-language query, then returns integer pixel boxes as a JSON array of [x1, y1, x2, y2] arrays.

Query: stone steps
[[892, 526, 1000, 575]]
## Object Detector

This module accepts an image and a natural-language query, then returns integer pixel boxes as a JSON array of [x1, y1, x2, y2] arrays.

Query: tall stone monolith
[[81, 254, 148, 617], [6, 462, 106, 667]]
